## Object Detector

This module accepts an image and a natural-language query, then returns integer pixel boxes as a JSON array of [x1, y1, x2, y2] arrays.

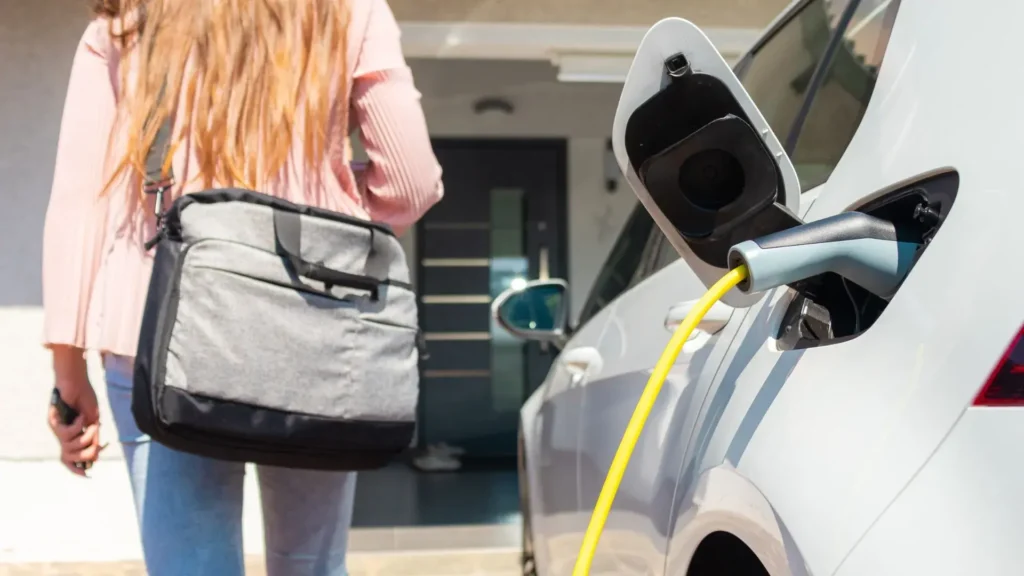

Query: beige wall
[[0, 1, 90, 307], [405, 58, 634, 319], [0, 1, 100, 461], [390, 0, 791, 28]]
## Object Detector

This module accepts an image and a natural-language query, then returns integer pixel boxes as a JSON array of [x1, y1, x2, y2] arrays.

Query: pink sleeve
[[41, 22, 117, 349], [350, 0, 444, 233]]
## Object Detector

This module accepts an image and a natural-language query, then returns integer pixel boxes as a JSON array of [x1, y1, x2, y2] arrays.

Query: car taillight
[[973, 325, 1024, 406]]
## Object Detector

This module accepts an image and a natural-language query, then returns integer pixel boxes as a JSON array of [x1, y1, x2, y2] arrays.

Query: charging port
[[777, 171, 959, 350]]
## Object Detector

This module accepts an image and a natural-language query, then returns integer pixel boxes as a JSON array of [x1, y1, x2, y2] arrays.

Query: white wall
[[0, 10, 636, 459], [0, 2, 101, 460]]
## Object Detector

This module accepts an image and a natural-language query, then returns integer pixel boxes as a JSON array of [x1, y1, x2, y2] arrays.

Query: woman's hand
[[48, 346, 103, 476]]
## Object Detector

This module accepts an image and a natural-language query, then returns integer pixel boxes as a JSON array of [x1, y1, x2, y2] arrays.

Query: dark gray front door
[[417, 139, 567, 459]]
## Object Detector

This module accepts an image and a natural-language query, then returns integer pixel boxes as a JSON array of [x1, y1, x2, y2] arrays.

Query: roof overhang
[[399, 22, 761, 83]]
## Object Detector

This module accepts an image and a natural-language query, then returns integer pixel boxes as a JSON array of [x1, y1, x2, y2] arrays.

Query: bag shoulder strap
[[142, 107, 175, 250], [144, 116, 175, 195], [143, 75, 175, 222]]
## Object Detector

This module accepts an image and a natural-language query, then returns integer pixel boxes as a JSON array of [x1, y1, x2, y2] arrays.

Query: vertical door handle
[[561, 347, 603, 388], [664, 300, 734, 335], [538, 245, 551, 353]]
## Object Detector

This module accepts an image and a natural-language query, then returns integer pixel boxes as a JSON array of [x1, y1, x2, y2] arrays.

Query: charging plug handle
[[727, 211, 921, 299]]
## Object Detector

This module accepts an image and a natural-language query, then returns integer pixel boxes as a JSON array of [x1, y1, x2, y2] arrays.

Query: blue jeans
[[105, 355, 357, 576]]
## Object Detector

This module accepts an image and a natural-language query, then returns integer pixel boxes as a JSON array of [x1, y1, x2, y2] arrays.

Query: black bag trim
[[146, 421, 403, 471], [132, 238, 185, 433], [159, 386, 415, 453], [166, 188, 396, 239]]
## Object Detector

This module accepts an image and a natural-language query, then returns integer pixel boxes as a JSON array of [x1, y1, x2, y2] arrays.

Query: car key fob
[[51, 388, 79, 425], [51, 388, 89, 470]]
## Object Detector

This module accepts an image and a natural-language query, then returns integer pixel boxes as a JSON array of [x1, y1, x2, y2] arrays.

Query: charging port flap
[[612, 17, 803, 307]]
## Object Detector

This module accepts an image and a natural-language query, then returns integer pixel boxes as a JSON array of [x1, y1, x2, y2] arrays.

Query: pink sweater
[[42, 0, 443, 358]]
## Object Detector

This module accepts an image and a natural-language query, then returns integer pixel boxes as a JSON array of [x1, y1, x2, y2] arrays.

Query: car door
[[530, 203, 660, 574], [529, 300, 606, 574], [574, 228, 748, 573]]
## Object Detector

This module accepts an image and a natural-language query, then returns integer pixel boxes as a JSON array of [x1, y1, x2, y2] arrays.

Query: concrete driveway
[[0, 460, 521, 576], [0, 549, 520, 576]]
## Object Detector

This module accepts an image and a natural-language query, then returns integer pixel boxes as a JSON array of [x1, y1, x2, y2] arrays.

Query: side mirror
[[612, 18, 804, 307], [491, 280, 570, 344]]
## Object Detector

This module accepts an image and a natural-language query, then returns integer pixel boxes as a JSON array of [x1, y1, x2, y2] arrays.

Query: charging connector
[[727, 211, 921, 299]]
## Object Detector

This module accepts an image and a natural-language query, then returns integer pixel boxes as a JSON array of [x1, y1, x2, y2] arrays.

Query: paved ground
[[0, 460, 521, 575], [0, 550, 521, 575]]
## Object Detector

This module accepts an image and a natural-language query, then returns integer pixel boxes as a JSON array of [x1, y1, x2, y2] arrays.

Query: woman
[[42, 0, 443, 573]]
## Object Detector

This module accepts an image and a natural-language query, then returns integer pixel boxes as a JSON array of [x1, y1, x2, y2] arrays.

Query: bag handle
[[273, 210, 384, 298]]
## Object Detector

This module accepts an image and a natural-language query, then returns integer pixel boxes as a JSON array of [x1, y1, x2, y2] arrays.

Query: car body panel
[[523, 302, 611, 571], [665, 464, 812, 576], [519, 0, 1024, 574], [833, 407, 1024, 576], [668, 0, 1024, 572], [675, 188, 1023, 575], [575, 258, 748, 574], [519, 378, 550, 570]]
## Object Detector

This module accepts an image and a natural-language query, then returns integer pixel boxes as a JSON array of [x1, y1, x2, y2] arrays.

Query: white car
[[492, 0, 1024, 574]]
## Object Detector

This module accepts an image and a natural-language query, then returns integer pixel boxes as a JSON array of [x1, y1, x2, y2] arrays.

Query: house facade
[[0, 0, 782, 467]]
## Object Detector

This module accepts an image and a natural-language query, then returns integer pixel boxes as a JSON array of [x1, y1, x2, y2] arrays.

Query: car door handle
[[664, 300, 734, 336], [561, 347, 603, 388]]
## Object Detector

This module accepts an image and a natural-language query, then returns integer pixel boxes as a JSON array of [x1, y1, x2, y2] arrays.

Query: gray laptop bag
[[131, 121, 421, 470]]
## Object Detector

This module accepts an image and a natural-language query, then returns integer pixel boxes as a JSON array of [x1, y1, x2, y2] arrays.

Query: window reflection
[[503, 284, 564, 333], [738, 0, 835, 149], [790, 0, 901, 189]]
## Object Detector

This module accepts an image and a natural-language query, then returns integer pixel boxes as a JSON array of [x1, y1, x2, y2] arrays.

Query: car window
[[738, 0, 900, 191], [789, 0, 901, 189], [737, 0, 845, 151], [576, 203, 655, 326], [648, 236, 680, 277]]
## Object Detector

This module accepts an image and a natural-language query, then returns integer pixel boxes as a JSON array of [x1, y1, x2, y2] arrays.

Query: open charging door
[[612, 18, 804, 308]]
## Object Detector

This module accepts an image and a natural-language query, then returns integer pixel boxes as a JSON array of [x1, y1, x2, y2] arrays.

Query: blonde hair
[[93, 0, 349, 194]]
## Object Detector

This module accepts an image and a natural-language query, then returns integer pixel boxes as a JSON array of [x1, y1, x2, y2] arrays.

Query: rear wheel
[[518, 426, 538, 576]]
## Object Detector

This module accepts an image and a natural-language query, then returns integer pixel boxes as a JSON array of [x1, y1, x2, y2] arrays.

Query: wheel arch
[[686, 531, 768, 576], [666, 465, 813, 576]]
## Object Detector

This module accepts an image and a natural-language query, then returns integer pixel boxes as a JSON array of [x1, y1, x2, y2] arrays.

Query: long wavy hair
[[92, 0, 349, 194]]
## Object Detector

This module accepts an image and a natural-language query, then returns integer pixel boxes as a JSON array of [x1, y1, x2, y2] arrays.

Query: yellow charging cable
[[571, 265, 749, 576]]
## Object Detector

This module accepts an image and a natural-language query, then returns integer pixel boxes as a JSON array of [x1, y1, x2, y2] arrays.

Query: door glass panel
[[738, 0, 838, 145], [790, 0, 901, 189], [490, 188, 528, 415], [577, 203, 654, 327], [650, 236, 681, 277]]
